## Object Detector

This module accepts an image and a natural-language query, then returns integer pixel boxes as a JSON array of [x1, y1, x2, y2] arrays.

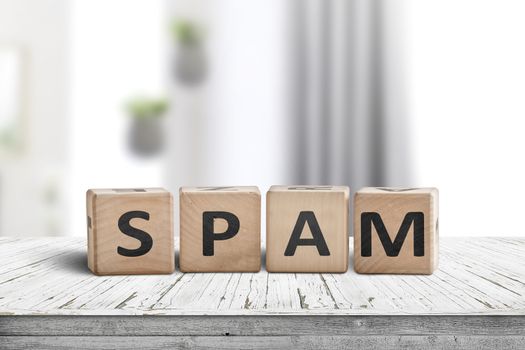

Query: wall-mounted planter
[[128, 116, 164, 157]]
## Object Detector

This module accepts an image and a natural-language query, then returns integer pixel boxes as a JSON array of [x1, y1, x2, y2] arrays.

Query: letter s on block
[[117, 211, 153, 257]]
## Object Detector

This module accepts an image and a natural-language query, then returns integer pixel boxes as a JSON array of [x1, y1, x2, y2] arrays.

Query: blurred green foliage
[[126, 97, 168, 119], [172, 19, 202, 46]]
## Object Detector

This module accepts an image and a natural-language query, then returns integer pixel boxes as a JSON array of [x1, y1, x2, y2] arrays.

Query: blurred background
[[0, 0, 524, 237]]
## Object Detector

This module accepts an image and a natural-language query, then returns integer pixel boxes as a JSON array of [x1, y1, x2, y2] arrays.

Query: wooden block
[[86, 188, 174, 275], [179, 186, 261, 272], [354, 187, 439, 274], [266, 186, 349, 273]]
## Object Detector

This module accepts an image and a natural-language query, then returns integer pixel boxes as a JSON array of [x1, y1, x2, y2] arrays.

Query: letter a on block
[[284, 211, 330, 256], [266, 186, 349, 273], [354, 187, 439, 274]]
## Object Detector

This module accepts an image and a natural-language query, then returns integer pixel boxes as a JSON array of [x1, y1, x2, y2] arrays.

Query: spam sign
[[86, 186, 438, 275]]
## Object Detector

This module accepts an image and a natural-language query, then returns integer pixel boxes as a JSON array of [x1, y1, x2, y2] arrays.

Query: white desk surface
[[0, 237, 524, 316]]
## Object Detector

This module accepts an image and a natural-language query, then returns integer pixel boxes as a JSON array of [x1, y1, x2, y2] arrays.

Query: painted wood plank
[[2, 335, 525, 350], [0, 238, 524, 316], [3, 316, 525, 336]]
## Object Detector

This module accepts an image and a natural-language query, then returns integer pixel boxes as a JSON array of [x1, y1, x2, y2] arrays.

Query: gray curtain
[[289, 0, 411, 191]]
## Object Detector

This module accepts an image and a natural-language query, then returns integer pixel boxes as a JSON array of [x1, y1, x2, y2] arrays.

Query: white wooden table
[[0, 237, 524, 349]]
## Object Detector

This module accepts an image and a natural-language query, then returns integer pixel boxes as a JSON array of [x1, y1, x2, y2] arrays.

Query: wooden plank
[[2, 335, 525, 350], [2, 316, 525, 336], [0, 238, 525, 316]]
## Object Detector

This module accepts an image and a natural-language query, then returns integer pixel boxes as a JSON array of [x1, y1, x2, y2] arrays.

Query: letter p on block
[[179, 186, 261, 272]]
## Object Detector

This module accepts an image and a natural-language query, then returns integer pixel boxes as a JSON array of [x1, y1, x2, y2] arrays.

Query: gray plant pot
[[128, 117, 164, 157], [174, 43, 207, 86]]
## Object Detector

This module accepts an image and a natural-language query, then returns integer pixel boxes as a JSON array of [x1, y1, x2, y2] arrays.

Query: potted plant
[[125, 97, 168, 157], [172, 19, 207, 85]]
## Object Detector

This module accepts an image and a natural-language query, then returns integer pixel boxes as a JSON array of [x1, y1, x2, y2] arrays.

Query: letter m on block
[[361, 212, 424, 257]]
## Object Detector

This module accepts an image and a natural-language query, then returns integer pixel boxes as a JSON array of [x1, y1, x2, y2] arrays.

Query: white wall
[[166, 0, 290, 189], [406, 0, 525, 236], [3, 0, 522, 238], [205, 0, 290, 189], [0, 0, 70, 236], [69, 0, 167, 236], [166, 0, 290, 233]]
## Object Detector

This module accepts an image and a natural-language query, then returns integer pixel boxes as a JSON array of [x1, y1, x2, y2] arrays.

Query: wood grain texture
[[179, 186, 261, 272], [354, 187, 439, 274], [1, 237, 524, 316], [2, 316, 525, 349], [1, 237, 525, 348], [3, 316, 525, 336], [2, 335, 525, 350], [266, 186, 349, 272], [86, 188, 174, 275]]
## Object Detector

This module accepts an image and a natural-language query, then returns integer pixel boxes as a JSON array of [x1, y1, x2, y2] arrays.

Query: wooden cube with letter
[[266, 186, 349, 273], [179, 186, 261, 272], [86, 188, 174, 275], [354, 187, 439, 274]]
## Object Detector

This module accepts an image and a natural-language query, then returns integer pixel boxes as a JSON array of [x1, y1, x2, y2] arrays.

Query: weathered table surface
[[1, 237, 524, 349]]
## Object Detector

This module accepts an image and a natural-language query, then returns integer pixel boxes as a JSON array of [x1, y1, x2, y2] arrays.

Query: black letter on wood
[[285, 211, 330, 256], [117, 211, 153, 257], [361, 212, 424, 257], [203, 211, 240, 256]]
